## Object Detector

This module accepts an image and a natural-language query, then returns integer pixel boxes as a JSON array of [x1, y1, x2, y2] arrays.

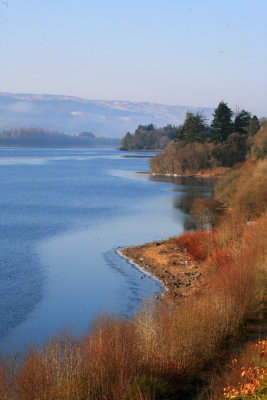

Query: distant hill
[[0, 128, 120, 148], [0, 93, 213, 138]]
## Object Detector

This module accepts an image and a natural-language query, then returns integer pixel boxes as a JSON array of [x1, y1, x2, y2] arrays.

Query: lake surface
[[0, 148, 212, 354]]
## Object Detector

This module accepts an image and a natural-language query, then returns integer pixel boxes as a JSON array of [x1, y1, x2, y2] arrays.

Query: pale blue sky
[[1, 0, 266, 115]]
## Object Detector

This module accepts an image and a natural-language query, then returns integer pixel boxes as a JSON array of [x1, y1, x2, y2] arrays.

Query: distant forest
[[0, 128, 120, 148], [120, 124, 176, 150]]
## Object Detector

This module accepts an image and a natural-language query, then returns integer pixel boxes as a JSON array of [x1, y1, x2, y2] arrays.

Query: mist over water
[[0, 148, 212, 354]]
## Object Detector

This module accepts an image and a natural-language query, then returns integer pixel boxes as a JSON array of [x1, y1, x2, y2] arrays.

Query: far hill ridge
[[0, 92, 213, 138]]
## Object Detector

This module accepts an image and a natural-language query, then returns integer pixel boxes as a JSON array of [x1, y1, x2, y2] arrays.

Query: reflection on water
[[148, 174, 213, 186], [149, 174, 213, 228]]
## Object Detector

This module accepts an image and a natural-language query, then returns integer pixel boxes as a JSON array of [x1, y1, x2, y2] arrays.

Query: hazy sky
[[1, 0, 266, 115]]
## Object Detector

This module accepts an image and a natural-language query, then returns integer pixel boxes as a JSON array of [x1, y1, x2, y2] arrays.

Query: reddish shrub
[[209, 248, 232, 268], [175, 230, 213, 261]]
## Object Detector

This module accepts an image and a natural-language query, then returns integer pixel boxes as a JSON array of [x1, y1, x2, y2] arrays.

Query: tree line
[[120, 123, 177, 150], [119, 102, 262, 162], [176, 102, 260, 144], [150, 101, 266, 174], [0, 128, 120, 148]]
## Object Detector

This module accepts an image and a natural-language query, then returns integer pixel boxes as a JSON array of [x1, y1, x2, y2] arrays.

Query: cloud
[[70, 111, 83, 116], [10, 102, 33, 113], [118, 116, 132, 121]]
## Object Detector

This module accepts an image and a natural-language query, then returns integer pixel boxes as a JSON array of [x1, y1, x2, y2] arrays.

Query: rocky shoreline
[[136, 169, 227, 178], [120, 238, 209, 301]]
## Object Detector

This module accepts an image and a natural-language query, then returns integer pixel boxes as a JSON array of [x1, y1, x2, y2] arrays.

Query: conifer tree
[[234, 110, 251, 134], [175, 112, 209, 143], [210, 101, 233, 143]]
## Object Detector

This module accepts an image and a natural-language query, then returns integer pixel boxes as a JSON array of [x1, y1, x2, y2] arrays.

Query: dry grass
[[216, 158, 267, 220]]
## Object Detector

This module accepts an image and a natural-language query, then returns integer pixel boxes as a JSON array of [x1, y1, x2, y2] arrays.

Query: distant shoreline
[[0, 145, 118, 149], [120, 149, 162, 152], [136, 171, 220, 178]]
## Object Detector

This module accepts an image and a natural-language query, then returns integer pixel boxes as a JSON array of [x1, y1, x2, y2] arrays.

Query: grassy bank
[[0, 160, 267, 400]]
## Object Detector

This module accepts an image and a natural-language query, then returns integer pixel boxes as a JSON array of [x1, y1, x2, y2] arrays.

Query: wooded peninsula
[[121, 102, 266, 176]]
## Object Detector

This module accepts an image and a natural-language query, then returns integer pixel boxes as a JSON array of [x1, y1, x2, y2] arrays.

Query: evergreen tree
[[212, 132, 249, 167], [175, 125, 185, 141], [137, 124, 155, 131], [175, 112, 209, 143], [120, 132, 133, 149], [210, 101, 233, 143], [234, 110, 251, 134]]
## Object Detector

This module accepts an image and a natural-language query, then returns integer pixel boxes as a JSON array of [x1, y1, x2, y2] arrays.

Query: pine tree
[[210, 101, 233, 143], [175, 112, 209, 143], [234, 110, 251, 134]]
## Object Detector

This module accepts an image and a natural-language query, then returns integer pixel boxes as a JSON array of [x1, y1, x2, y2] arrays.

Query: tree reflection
[[148, 174, 214, 230]]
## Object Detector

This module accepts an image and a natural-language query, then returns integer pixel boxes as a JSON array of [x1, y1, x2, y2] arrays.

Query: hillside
[[0, 93, 213, 138]]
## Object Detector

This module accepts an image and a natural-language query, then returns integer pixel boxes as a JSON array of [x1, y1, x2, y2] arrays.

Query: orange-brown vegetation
[[206, 340, 267, 400], [250, 125, 267, 159], [150, 141, 215, 175], [225, 340, 267, 399], [215, 157, 267, 220], [176, 230, 214, 261], [0, 159, 267, 399]]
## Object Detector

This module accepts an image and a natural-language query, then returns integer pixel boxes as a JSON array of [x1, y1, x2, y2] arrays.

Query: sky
[[1, 0, 267, 116]]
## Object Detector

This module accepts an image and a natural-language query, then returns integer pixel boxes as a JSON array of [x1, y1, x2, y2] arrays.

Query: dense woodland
[[0, 128, 120, 148]]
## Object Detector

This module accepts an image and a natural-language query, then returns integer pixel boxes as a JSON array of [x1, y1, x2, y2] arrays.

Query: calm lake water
[[0, 148, 212, 354]]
